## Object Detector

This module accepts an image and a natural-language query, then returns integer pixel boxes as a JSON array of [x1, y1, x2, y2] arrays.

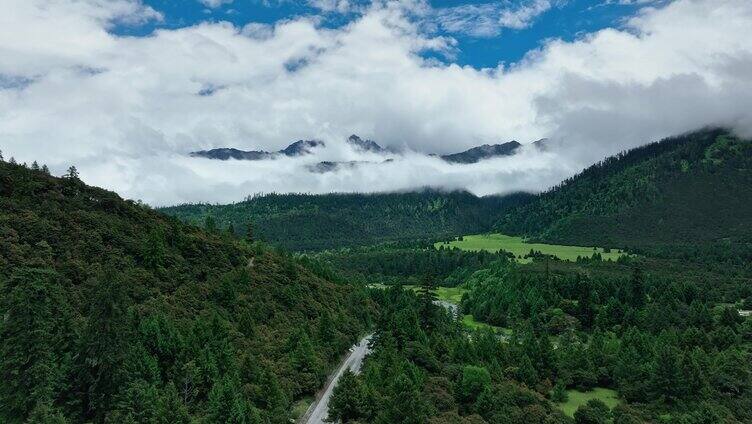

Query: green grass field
[[556, 388, 620, 417], [435, 286, 466, 303], [461, 314, 512, 335], [435, 233, 625, 263], [401, 285, 467, 303]]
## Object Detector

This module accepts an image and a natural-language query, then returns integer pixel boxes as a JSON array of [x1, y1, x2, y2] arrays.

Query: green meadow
[[556, 388, 620, 417], [435, 233, 625, 263]]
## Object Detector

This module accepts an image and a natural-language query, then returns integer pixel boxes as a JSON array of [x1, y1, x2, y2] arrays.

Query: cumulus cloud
[[1, 0, 751, 205]]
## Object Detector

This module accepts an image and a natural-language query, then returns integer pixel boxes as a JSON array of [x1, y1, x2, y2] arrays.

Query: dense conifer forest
[[496, 129, 752, 250], [0, 161, 372, 423], [161, 191, 532, 251], [2, 128, 751, 424]]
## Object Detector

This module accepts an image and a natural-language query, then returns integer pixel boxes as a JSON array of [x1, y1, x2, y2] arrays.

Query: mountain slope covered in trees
[[496, 129, 752, 249], [162, 191, 532, 251], [0, 161, 371, 423]]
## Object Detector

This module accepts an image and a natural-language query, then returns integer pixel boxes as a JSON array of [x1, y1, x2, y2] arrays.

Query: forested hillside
[[496, 129, 752, 249], [0, 161, 371, 423], [162, 191, 531, 251]]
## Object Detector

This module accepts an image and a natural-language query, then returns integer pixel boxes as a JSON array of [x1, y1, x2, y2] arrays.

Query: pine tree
[[245, 222, 254, 243], [9, 156, 17, 164], [72, 270, 134, 420], [142, 228, 166, 269], [206, 377, 261, 424], [31, 160, 40, 171], [0, 268, 71, 422], [629, 267, 645, 306], [551, 382, 569, 403], [204, 215, 217, 233], [379, 373, 427, 424], [65, 166, 79, 179], [41, 164, 50, 174], [650, 342, 682, 402], [574, 399, 610, 424], [327, 369, 366, 422], [416, 273, 438, 330], [289, 330, 322, 395]]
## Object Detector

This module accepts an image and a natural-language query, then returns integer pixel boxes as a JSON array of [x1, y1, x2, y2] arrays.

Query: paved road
[[300, 335, 372, 424]]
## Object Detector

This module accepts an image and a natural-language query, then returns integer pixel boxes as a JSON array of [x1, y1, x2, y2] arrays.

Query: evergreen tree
[[0, 149, 4, 161], [42, 164, 50, 174], [0, 268, 71, 422], [204, 215, 217, 233], [327, 369, 367, 422], [72, 271, 134, 421], [245, 222, 254, 243], [31, 160, 40, 171], [206, 377, 261, 424], [650, 342, 683, 402], [289, 330, 323, 395], [378, 373, 427, 424], [416, 273, 439, 330], [574, 399, 610, 424], [142, 228, 166, 269], [65, 166, 79, 180], [551, 382, 568, 403]]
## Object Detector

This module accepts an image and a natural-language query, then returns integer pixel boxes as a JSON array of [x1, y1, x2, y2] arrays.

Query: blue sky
[[115, 0, 648, 68], [6, 0, 751, 204]]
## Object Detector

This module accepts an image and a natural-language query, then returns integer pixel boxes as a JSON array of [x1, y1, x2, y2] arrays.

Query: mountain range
[[190, 139, 325, 160], [496, 128, 752, 249], [161, 191, 531, 251], [190, 135, 536, 171], [4, 128, 752, 423]]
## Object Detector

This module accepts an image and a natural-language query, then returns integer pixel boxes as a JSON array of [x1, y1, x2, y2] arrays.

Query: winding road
[[299, 334, 373, 424]]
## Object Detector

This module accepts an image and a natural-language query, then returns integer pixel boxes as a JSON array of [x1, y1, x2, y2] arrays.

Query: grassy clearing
[[371, 284, 510, 333], [462, 314, 512, 335], [556, 388, 620, 417], [435, 286, 467, 303], [436, 233, 625, 263], [400, 285, 467, 303]]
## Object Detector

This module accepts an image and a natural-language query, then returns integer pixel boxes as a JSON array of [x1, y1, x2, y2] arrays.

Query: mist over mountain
[[439, 140, 522, 164], [191, 140, 325, 160], [190, 136, 543, 176], [3, 1, 752, 204]]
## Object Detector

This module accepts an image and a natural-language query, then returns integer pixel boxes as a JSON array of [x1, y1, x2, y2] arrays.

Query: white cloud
[[199, 0, 233, 9], [499, 0, 558, 29], [1, 0, 751, 205], [435, 0, 561, 37], [309, 0, 353, 14]]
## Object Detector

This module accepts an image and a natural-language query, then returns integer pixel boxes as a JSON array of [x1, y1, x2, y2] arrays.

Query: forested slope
[[496, 129, 752, 249], [0, 161, 371, 423], [162, 191, 531, 251]]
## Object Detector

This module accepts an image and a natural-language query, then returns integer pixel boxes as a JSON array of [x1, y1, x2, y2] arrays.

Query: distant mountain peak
[[189, 147, 272, 161], [440, 140, 521, 164], [346, 134, 386, 153], [532, 138, 550, 151], [191, 139, 324, 161], [280, 139, 325, 156]]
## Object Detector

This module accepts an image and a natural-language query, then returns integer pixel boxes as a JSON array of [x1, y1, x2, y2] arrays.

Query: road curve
[[300, 334, 373, 424]]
